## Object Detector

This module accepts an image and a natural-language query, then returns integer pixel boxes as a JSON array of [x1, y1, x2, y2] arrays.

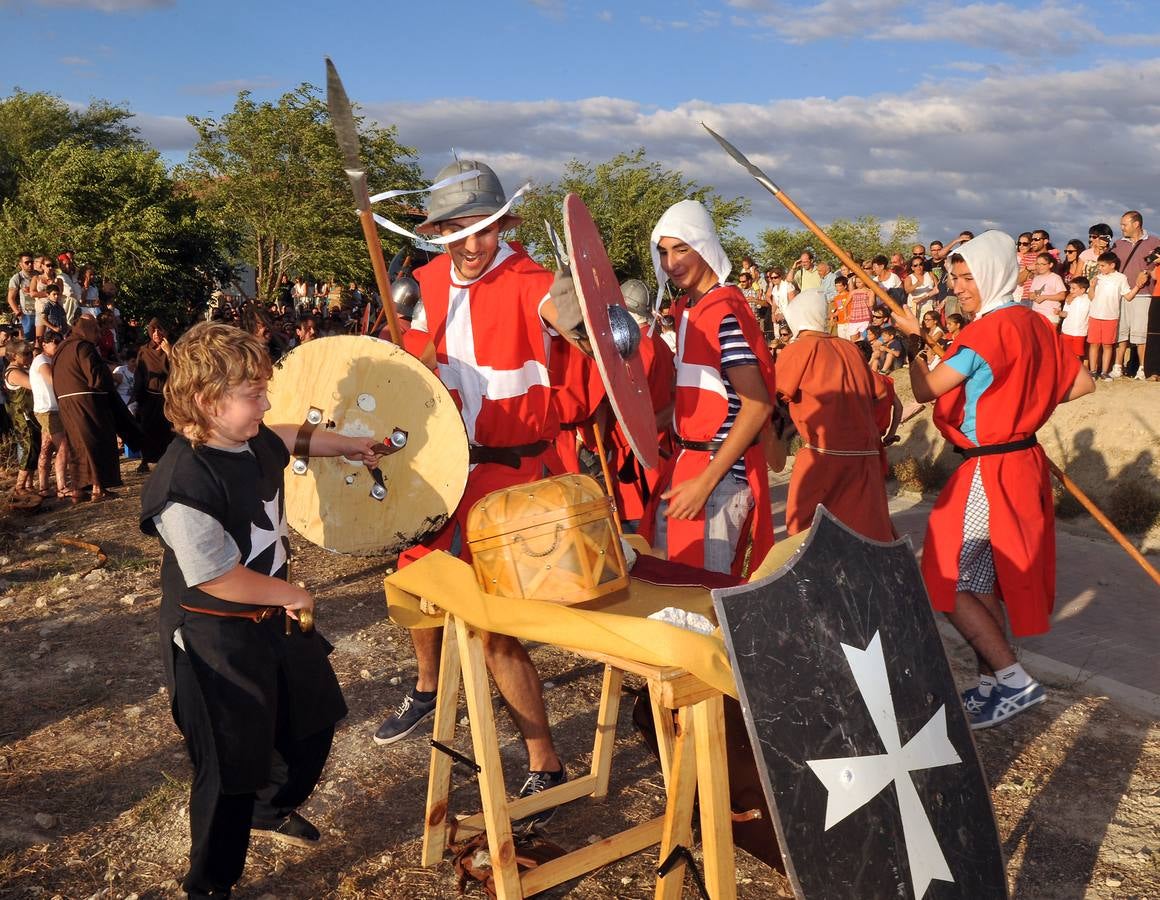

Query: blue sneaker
[[968, 680, 1046, 730]]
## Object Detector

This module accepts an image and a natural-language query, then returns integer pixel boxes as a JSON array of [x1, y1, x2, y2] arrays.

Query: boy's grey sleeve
[[152, 501, 241, 587]]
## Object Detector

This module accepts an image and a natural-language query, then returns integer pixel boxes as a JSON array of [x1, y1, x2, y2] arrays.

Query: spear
[[325, 58, 402, 346], [702, 123, 1160, 588]]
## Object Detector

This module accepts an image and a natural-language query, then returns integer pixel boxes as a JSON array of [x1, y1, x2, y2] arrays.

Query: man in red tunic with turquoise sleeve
[[895, 230, 1095, 730]]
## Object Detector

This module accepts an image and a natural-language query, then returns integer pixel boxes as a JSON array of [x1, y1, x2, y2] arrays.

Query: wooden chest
[[466, 474, 629, 605]]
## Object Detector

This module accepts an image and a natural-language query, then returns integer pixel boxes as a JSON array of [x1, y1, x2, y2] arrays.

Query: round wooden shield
[[267, 335, 468, 556]]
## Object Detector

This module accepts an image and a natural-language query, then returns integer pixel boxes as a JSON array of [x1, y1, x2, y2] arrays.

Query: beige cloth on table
[[384, 532, 809, 700]]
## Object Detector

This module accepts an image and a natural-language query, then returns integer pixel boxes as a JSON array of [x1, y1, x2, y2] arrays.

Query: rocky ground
[[0, 457, 1157, 899]]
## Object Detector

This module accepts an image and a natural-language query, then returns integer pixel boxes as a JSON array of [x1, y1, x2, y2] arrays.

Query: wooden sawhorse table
[[421, 612, 738, 898]]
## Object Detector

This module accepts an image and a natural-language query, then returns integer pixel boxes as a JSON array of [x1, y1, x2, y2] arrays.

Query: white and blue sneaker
[[968, 680, 1046, 730]]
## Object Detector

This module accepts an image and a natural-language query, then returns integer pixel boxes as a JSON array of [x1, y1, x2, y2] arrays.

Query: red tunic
[[609, 330, 675, 522], [401, 244, 557, 568], [641, 285, 776, 574], [547, 337, 605, 475], [775, 334, 894, 542], [924, 305, 1080, 636]]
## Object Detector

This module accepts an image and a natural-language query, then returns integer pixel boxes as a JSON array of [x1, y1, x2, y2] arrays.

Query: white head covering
[[649, 200, 732, 312], [782, 289, 829, 337], [955, 230, 1019, 317]]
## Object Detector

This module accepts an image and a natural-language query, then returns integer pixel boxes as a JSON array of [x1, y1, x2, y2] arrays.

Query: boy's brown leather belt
[[676, 436, 758, 453], [180, 604, 278, 623]]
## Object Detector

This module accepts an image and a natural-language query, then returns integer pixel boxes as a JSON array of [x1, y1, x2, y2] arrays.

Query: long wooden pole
[[703, 123, 1160, 589]]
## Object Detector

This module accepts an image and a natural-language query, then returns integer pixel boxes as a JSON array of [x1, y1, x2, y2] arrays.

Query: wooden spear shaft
[[703, 123, 1160, 589]]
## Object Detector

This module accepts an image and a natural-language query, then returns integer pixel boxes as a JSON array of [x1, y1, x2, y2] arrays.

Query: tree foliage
[[756, 214, 920, 269], [513, 148, 753, 292], [178, 85, 421, 300], [0, 140, 230, 324], [0, 90, 142, 203]]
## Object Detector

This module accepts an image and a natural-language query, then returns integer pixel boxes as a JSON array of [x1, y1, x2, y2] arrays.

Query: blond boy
[[139, 323, 380, 900]]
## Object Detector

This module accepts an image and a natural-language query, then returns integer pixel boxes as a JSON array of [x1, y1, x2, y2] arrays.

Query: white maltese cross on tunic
[[806, 631, 962, 899]]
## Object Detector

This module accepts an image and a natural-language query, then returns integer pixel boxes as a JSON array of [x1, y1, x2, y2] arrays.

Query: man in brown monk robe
[[54, 314, 140, 501]]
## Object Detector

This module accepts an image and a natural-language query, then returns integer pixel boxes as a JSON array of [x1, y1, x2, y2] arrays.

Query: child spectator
[[1087, 251, 1134, 379], [830, 275, 852, 338], [845, 274, 873, 341], [40, 283, 68, 336], [873, 324, 906, 374], [1060, 276, 1091, 366], [139, 323, 382, 900], [1029, 252, 1066, 325], [945, 312, 965, 340]]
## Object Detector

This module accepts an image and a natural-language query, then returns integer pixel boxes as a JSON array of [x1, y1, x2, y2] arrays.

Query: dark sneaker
[[253, 811, 320, 848], [969, 680, 1046, 730], [513, 767, 567, 833], [373, 690, 437, 745]]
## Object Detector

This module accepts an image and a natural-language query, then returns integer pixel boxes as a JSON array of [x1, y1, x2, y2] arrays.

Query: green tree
[[756, 214, 920, 270], [0, 89, 141, 203], [179, 85, 421, 300], [513, 148, 752, 294], [0, 140, 230, 324]]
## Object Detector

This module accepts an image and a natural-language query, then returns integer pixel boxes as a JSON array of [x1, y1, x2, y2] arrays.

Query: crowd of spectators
[[701, 210, 1160, 383], [1, 256, 382, 507]]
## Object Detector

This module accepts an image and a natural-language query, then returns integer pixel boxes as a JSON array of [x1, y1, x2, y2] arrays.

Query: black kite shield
[[562, 193, 660, 470], [712, 507, 1008, 900]]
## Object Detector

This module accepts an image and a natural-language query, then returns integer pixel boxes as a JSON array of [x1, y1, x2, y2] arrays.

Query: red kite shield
[[562, 193, 660, 470]]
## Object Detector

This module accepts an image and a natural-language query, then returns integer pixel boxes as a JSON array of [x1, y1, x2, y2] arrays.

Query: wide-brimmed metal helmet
[[391, 275, 421, 319], [416, 160, 522, 236]]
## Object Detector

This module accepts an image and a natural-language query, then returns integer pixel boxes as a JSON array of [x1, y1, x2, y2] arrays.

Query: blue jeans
[[20, 313, 35, 341], [653, 475, 754, 574]]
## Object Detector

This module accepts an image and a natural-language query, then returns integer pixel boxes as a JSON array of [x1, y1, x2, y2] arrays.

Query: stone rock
[[83, 568, 107, 583], [0, 578, 9, 591], [0, 597, 13, 608], [34, 812, 58, 829], [33, 542, 54, 552], [0, 555, 11, 566], [35, 595, 48, 608], [124, 706, 144, 723], [67, 573, 81, 582], [359, 669, 372, 680], [55, 586, 69, 596], [388, 676, 401, 685]]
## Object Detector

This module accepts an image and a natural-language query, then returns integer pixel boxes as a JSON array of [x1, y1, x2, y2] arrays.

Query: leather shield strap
[[468, 440, 550, 469], [294, 420, 318, 460], [954, 434, 1037, 459]]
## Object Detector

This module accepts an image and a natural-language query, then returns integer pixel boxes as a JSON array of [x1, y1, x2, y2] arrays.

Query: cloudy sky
[[3, 0, 1158, 247]]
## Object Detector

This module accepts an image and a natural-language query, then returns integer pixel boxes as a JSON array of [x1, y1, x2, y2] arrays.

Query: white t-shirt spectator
[[1089, 272, 1131, 320], [1060, 294, 1090, 338], [30, 353, 57, 413], [113, 364, 135, 406]]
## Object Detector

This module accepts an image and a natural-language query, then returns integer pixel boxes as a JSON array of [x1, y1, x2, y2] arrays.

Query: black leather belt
[[954, 434, 1037, 459], [469, 440, 550, 469], [676, 436, 757, 453]]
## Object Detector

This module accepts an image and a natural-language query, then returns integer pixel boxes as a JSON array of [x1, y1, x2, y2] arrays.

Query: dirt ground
[[0, 461, 1157, 900]]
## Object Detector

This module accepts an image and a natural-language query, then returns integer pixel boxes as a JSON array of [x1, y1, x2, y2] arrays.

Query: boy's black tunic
[[141, 424, 346, 794]]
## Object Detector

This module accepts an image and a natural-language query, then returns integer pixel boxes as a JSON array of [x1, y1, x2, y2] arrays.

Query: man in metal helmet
[[375, 159, 577, 825]]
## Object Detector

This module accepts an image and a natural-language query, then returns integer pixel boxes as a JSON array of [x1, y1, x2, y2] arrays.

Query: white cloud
[[130, 112, 197, 151], [360, 58, 1160, 244], [181, 77, 281, 97], [58, 55, 91, 65]]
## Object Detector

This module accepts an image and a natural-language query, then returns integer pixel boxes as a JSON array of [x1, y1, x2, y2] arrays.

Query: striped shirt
[[714, 314, 759, 481]]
